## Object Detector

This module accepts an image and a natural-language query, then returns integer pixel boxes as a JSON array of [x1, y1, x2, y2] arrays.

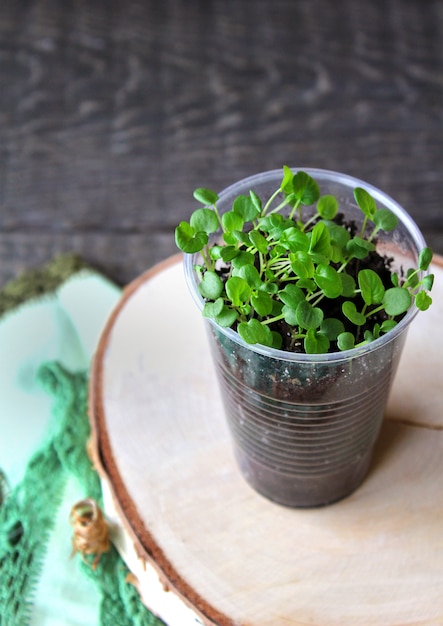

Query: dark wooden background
[[1, 0, 442, 287]]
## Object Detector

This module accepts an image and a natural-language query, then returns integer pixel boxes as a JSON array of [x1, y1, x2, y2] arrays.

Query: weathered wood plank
[[0, 0, 442, 285], [0, 232, 178, 286]]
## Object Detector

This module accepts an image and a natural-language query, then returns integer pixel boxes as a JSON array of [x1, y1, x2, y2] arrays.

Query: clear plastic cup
[[184, 169, 427, 507]]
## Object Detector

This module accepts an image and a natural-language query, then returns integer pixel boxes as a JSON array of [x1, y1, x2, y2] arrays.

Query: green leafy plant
[[175, 167, 434, 354]]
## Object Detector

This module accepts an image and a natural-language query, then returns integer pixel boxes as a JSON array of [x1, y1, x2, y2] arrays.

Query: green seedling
[[175, 168, 434, 354]]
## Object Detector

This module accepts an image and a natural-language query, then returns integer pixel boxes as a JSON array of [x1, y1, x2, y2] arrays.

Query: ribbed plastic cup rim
[[184, 167, 428, 364]]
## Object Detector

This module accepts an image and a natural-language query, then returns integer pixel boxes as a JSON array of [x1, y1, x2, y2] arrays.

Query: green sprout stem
[[201, 246, 214, 271], [260, 311, 286, 325], [301, 212, 321, 232], [360, 215, 369, 238], [367, 225, 380, 242], [288, 199, 302, 221], [263, 188, 285, 215], [212, 203, 224, 231]]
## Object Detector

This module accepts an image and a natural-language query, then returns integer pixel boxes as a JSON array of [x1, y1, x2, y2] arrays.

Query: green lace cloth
[[0, 256, 164, 626]]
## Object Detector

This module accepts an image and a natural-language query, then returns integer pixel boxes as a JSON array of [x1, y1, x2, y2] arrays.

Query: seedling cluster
[[175, 167, 433, 354]]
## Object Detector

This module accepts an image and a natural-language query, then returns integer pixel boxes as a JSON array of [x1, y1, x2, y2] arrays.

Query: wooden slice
[[89, 254, 443, 626]]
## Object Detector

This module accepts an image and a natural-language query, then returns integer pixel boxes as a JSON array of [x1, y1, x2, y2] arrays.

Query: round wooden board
[[89, 254, 443, 626]]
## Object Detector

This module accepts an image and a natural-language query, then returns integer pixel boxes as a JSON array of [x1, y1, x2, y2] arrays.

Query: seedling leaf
[[415, 291, 432, 311], [337, 332, 355, 351], [358, 269, 385, 305], [238, 318, 273, 346], [199, 271, 224, 299], [280, 165, 294, 193], [317, 195, 338, 220], [342, 301, 366, 326], [279, 284, 305, 308], [233, 194, 260, 221], [231, 251, 255, 268], [292, 171, 320, 205], [419, 247, 433, 271], [220, 245, 239, 262], [215, 307, 238, 328], [190, 208, 219, 234], [382, 287, 412, 316], [282, 304, 299, 325], [202, 298, 224, 319], [226, 276, 251, 306], [320, 318, 345, 340], [296, 300, 324, 330], [290, 251, 315, 279], [280, 227, 310, 252], [223, 232, 238, 245], [373, 208, 398, 232], [422, 273, 434, 291], [193, 188, 219, 205], [271, 331, 283, 349], [314, 264, 342, 299], [354, 187, 376, 217], [249, 190, 262, 214], [236, 263, 261, 288], [406, 267, 419, 288], [222, 211, 244, 232], [346, 236, 375, 259], [309, 222, 331, 258], [340, 273, 356, 297], [175, 222, 208, 253], [251, 291, 273, 316], [305, 329, 330, 354], [296, 278, 316, 292], [209, 245, 223, 260], [326, 222, 351, 248], [249, 230, 269, 254], [380, 319, 398, 333]]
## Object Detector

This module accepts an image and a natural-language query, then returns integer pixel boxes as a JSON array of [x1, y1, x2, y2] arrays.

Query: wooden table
[[89, 255, 443, 626], [1, 0, 442, 286]]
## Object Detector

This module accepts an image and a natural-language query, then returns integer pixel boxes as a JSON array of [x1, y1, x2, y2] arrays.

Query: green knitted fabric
[[0, 257, 164, 626], [0, 362, 164, 626]]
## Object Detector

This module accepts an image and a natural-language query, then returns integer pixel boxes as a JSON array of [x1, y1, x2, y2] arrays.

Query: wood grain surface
[[1, 0, 442, 286], [89, 255, 443, 626]]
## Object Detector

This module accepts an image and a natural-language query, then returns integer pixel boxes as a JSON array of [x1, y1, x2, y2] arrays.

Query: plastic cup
[[184, 169, 427, 507]]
